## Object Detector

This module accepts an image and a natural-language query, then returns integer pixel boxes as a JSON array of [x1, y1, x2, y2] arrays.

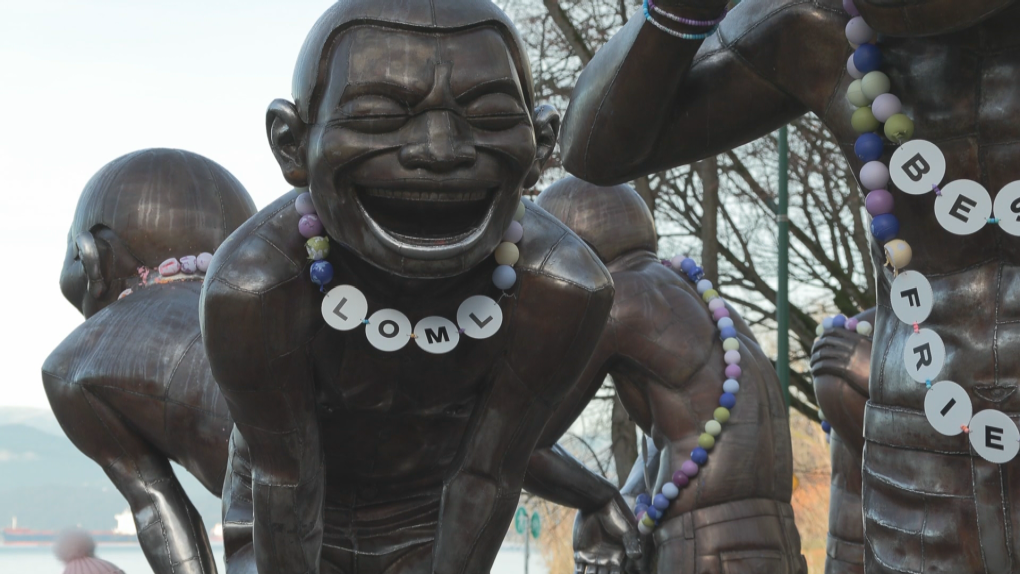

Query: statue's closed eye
[[465, 93, 527, 131], [336, 95, 411, 133]]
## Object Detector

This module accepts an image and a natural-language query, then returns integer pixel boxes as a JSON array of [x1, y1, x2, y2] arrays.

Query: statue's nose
[[398, 110, 477, 172]]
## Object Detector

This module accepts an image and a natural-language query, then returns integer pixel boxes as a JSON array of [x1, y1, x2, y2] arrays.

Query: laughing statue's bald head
[[292, 0, 534, 123]]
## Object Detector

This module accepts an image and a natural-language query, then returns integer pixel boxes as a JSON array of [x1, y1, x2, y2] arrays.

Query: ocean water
[[0, 544, 548, 574]]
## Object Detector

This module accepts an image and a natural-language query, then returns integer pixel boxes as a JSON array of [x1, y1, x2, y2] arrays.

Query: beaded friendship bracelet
[[642, 0, 723, 40], [648, 0, 728, 26]]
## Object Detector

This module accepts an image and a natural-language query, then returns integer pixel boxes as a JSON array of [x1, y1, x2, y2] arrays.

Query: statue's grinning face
[[307, 26, 537, 278]]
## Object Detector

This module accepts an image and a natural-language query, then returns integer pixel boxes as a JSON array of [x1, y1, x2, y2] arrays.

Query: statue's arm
[[201, 278, 323, 574], [431, 281, 614, 574], [560, 0, 845, 184]]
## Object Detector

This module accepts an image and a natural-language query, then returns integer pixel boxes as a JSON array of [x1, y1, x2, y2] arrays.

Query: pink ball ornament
[[845, 17, 874, 46], [725, 364, 742, 379], [503, 220, 524, 244], [712, 307, 730, 321], [860, 161, 890, 190], [680, 460, 700, 477], [846, 318, 859, 332], [871, 93, 902, 123], [298, 214, 324, 239]]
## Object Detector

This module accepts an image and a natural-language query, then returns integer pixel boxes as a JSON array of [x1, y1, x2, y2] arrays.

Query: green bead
[[861, 71, 891, 101], [714, 407, 730, 423], [705, 420, 722, 436], [847, 80, 869, 108], [851, 106, 880, 134], [641, 515, 654, 527], [698, 433, 716, 449], [305, 236, 330, 260], [722, 338, 740, 352], [884, 113, 915, 143], [702, 289, 718, 302], [514, 201, 526, 222]]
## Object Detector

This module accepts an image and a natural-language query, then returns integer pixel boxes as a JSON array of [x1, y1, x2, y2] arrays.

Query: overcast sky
[[0, 0, 337, 408]]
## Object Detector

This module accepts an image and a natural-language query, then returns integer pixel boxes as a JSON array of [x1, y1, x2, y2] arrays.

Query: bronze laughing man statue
[[43, 148, 257, 574], [559, 0, 1020, 571], [200, 2, 618, 573], [534, 177, 806, 574]]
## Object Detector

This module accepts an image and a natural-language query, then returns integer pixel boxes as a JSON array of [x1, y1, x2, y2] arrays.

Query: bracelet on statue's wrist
[[643, 0, 726, 40]]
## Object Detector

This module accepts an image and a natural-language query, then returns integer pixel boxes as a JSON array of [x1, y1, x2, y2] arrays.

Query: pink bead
[[846, 318, 859, 331], [503, 220, 524, 243], [725, 364, 742, 379], [669, 254, 685, 269], [724, 350, 741, 365], [299, 214, 324, 239], [680, 460, 699, 477], [295, 192, 316, 215], [860, 161, 889, 191], [843, 0, 859, 16], [708, 298, 726, 312], [713, 307, 730, 320], [158, 258, 180, 277], [196, 252, 213, 272], [672, 471, 689, 488], [179, 255, 197, 274]]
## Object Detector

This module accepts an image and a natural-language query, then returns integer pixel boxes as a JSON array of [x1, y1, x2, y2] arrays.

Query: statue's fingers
[[585, 563, 600, 574]]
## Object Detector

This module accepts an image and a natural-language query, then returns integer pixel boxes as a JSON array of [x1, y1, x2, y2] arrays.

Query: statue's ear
[[74, 230, 107, 300], [266, 99, 310, 187], [523, 104, 561, 189]]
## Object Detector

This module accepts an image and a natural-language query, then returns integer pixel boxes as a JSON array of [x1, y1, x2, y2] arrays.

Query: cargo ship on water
[[2, 512, 137, 546]]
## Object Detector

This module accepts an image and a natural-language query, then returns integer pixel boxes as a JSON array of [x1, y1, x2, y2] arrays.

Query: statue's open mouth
[[355, 183, 499, 246]]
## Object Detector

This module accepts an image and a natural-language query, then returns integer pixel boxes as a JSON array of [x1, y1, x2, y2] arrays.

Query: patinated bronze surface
[[811, 309, 875, 574], [534, 178, 804, 574], [560, 0, 1020, 571], [200, 3, 618, 573], [43, 148, 257, 574]]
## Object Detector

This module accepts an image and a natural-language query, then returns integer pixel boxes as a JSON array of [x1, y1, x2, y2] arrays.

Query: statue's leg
[[44, 374, 217, 574], [652, 499, 807, 574], [824, 432, 864, 574]]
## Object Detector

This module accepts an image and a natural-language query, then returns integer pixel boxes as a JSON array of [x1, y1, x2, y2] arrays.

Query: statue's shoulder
[[516, 200, 613, 295], [205, 190, 307, 298]]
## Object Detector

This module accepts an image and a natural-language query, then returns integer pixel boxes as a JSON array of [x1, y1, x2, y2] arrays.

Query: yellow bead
[[847, 80, 869, 108], [851, 106, 880, 134], [714, 407, 730, 423], [641, 515, 655, 527], [702, 289, 718, 302], [884, 239, 912, 270], [698, 433, 716, 449], [514, 201, 526, 222], [705, 420, 722, 436], [494, 242, 520, 266], [722, 338, 740, 352]]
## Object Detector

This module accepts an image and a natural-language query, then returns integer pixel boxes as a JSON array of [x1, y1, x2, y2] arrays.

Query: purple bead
[[196, 252, 213, 273], [720, 326, 737, 340], [846, 318, 860, 331], [653, 494, 670, 510], [309, 260, 333, 288], [712, 307, 730, 320], [691, 447, 708, 465], [843, 0, 859, 16], [853, 43, 882, 74], [299, 214, 324, 239], [855, 133, 884, 162], [680, 460, 700, 478], [179, 255, 198, 274], [720, 392, 737, 409], [725, 364, 742, 379], [832, 314, 847, 329], [872, 93, 902, 123], [503, 220, 524, 243], [295, 192, 316, 215], [636, 493, 652, 506], [822, 420, 832, 433], [865, 189, 894, 216], [679, 257, 697, 273], [871, 213, 900, 242], [672, 470, 690, 488]]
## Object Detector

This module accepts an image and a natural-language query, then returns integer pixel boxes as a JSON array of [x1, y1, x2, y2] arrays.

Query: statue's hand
[[573, 494, 646, 574], [810, 327, 871, 397]]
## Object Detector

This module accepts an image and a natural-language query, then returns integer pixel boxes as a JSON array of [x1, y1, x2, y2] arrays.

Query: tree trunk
[[609, 377, 639, 487], [696, 157, 720, 284]]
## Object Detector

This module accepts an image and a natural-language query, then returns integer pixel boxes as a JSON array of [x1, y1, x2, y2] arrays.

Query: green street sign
[[530, 511, 541, 538], [514, 507, 528, 534]]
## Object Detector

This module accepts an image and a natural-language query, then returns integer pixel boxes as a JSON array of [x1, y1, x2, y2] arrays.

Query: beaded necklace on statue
[[843, 0, 1020, 462], [116, 253, 213, 300], [294, 191, 524, 354], [631, 256, 741, 535]]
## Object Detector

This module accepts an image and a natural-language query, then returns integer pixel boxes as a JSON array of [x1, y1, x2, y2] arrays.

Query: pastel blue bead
[[720, 392, 737, 409], [661, 483, 680, 499], [680, 258, 697, 273], [646, 507, 662, 520], [871, 213, 900, 242], [855, 132, 884, 162], [653, 494, 670, 510], [853, 43, 883, 74], [691, 447, 708, 465], [723, 379, 740, 394], [832, 314, 847, 329], [822, 421, 832, 433], [822, 317, 834, 330], [720, 326, 738, 340], [492, 265, 517, 290], [717, 317, 734, 330], [310, 260, 334, 287], [636, 493, 652, 506]]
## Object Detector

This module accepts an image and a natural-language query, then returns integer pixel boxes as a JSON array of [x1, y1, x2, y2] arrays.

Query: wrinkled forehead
[[317, 26, 521, 114]]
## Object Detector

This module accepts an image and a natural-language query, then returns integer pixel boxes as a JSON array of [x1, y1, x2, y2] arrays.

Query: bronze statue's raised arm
[[560, 0, 847, 184]]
